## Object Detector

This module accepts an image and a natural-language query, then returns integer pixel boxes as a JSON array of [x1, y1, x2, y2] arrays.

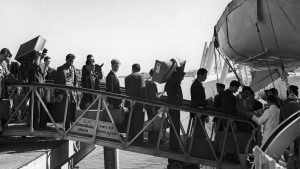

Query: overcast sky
[[0, 0, 231, 75]]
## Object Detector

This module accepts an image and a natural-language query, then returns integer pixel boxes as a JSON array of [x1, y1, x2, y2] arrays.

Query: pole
[[104, 147, 119, 169]]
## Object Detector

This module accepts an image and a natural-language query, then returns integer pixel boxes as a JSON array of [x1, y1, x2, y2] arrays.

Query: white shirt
[[252, 104, 280, 145]]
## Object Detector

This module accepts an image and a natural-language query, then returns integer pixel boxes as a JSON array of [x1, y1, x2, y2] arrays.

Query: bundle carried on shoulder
[[152, 57, 186, 84]]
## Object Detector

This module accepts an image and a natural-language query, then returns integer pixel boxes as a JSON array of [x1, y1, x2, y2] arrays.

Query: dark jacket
[[214, 94, 222, 108], [145, 78, 158, 101], [164, 73, 183, 105], [125, 72, 145, 99], [221, 89, 238, 116], [82, 64, 103, 87], [8, 61, 20, 80], [106, 70, 122, 108], [54, 63, 77, 86], [190, 79, 207, 108], [54, 63, 77, 99]]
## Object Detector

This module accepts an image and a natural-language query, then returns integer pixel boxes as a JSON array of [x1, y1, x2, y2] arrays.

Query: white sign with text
[[71, 118, 119, 140]]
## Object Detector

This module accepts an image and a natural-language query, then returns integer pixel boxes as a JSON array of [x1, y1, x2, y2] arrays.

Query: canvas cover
[[215, 0, 300, 70]]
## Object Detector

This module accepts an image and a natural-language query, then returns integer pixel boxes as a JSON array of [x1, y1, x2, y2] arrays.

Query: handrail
[[7, 82, 255, 125], [3, 82, 258, 168]]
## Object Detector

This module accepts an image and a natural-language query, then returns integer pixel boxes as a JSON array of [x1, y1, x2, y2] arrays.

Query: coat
[[124, 72, 145, 99], [106, 70, 122, 108]]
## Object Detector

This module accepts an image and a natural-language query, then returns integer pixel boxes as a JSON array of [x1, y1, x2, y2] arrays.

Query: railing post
[[104, 147, 119, 169], [30, 87, 35, 134], [63, 91, 70, 131]]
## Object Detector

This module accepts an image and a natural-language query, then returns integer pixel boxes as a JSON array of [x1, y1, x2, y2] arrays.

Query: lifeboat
[[214, 0, 300, 70]]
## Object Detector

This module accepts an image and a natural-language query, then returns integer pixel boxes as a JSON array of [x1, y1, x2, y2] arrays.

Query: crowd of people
[[0, 47, 299, 168]]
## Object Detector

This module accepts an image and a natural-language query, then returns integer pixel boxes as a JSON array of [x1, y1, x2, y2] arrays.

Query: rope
[[213, 45, 219, 82], [216, 48, 243, 85], [255, 23, 276, 88], [265, 0, 291, 92], [265, 0, 284, 67]]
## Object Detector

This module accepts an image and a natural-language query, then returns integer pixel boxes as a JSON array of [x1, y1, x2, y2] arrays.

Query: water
[[76, 76, 217, 169]]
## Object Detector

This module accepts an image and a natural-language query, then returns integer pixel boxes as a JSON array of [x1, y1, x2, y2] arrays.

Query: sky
[[0, 0, 231, 76]]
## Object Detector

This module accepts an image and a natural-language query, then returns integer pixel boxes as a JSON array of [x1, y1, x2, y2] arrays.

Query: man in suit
[[82, 54, 103, 88], [190, 68, 208, 139], [221, 80, 241, 116], [26, 51, 47, 129], [214, 83, 225, 108], [54, 54, 77, 129], [125, 63, 146, 143], [106, 59, 122, 109]]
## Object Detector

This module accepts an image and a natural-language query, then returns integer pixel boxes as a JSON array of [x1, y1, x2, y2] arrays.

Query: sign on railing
[[70, 118, 119, 140]]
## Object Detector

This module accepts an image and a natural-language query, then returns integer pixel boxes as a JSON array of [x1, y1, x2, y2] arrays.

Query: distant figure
[[281, 85, 300, 157], [190, 68, 208, 139], [145, 68, 158, 120], [2, 49, 20, 80], [41, 56, 55, 102], [246, 90, 263, 145], [82, 54, 103, 88], [106, 59, 122, 109], [125, 63, 146, 143], [39, 49, 48, 79], [0, 48, 15, 99], [252, 95, 280, 145], [221, 80, 241, 116], [268, 88, 285, 108], [247, 90, 263, 112], [281, 85, 300, 120], [80, 59, 99, 109], [54, 54, 78, 129], [236, 86, 254, 132], [165, 68, 185, 149], [0, 48, 14, 131], [145, 68, 159, 144], [236, 86, 253, 114], [214, 83, 225, 108]]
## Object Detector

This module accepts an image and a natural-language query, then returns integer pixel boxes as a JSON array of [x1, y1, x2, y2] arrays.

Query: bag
[[144, 116, 169, 132]]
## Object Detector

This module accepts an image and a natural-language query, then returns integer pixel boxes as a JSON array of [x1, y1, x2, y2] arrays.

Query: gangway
[[1, 83, 260, 169], [252, 111, 300, 169]]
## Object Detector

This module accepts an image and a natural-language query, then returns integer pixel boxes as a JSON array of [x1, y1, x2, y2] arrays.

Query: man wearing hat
[[214, 83, 225, 108]]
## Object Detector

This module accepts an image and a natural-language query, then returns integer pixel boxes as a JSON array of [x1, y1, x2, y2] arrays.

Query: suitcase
[[152, 60, 176, 83], [15, 35, 46, 62]]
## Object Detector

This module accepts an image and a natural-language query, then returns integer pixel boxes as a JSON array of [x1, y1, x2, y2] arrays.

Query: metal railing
[[2, 83, 258, 169]]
